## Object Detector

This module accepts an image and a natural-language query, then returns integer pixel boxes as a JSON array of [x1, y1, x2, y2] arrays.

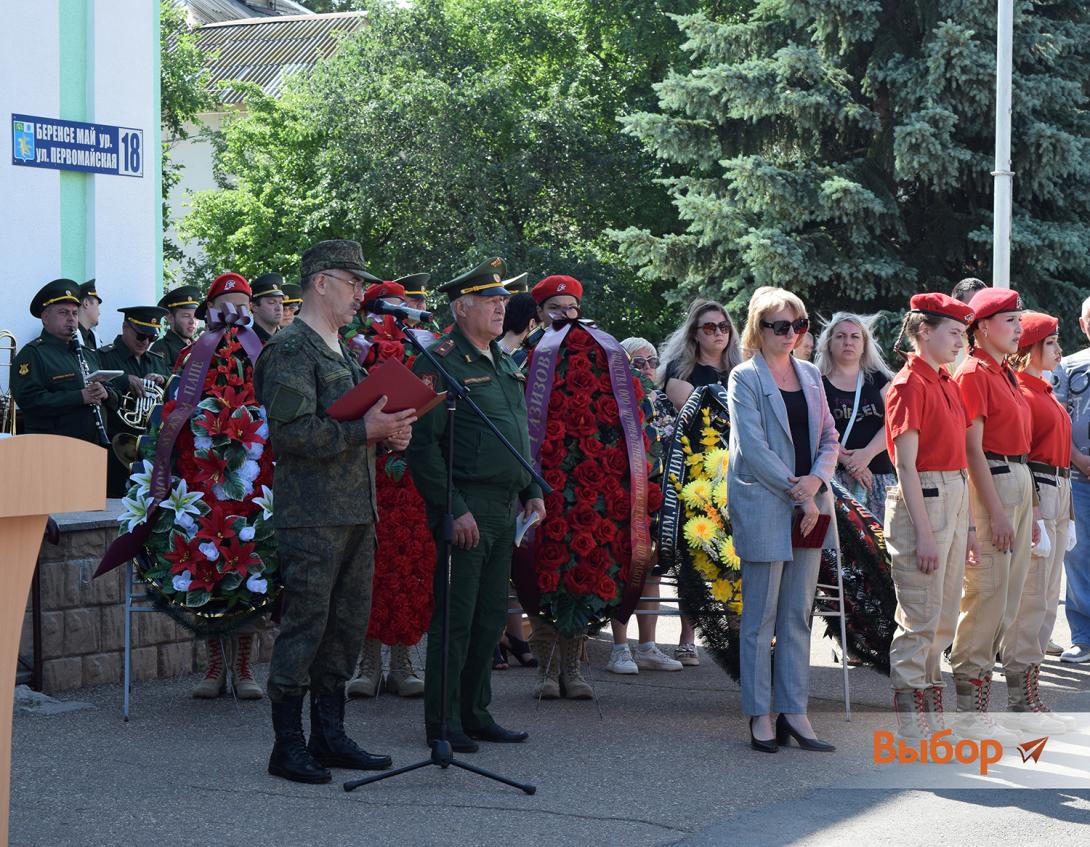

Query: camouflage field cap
[[438, 258, 510, 300], [299, 239, 381, 283], [31, 278, 81, 317]]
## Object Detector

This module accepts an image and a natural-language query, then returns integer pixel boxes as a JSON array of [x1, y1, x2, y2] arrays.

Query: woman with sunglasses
[[883, 293, 975, 738], [949, 288, 1032, 744], [727, 286, 838, 753], [659, 300, 744, 664], [1005, 313, 1070, 731]]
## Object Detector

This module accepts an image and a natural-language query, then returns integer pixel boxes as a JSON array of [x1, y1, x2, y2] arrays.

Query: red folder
[[791, 512, 831, 549], [325, 356, 446, 421]]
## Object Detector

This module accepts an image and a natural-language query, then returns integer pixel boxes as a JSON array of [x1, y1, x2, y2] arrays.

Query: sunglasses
[[631, 356, 660, 369], [760, 318, 809, 337], [699, 321, 732, 336]]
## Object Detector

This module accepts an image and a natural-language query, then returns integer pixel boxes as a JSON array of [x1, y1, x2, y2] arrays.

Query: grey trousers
[[740, 549, 822, 716]]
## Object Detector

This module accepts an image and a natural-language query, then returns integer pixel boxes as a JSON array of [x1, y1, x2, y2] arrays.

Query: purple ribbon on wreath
[[94, 303, 263, 577]]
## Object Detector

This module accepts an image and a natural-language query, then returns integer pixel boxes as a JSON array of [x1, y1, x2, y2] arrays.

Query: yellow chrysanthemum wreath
[[670, 407, 741, 613]]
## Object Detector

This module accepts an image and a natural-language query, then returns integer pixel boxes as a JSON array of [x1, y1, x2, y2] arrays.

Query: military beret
[[79, 279, 102, 303], [158, 285, 202, 311], [251, 272, 286, 300], [1018, 312, 1059, 350], [438, 258, 510, 300], [197, 272, 252, 319], [364, 281, 406, 305], [531, 274, 583, 305], [503, 272, 529, 293], [299, 239, 381, 283], [30, 278, 81, 318], [281, 282, 303, 306], [909, 292, 974, 326], [118, 305, 168, 337], [395, 273, 430, 297], [968, 288, 1023, 323]]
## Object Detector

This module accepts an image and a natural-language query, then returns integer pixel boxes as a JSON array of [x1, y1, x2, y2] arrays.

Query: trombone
[[0, 330, 16, 435]]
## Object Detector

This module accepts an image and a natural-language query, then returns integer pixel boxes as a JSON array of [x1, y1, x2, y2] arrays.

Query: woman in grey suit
[[727, 286, 839, 753]]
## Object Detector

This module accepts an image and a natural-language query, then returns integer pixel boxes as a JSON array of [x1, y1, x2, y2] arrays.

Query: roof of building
[[177, 0, 314, 27], [192, 11, 368, 105]]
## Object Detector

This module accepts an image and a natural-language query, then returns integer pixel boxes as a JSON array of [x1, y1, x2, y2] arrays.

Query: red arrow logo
[[1017, 736, 1048, 764]]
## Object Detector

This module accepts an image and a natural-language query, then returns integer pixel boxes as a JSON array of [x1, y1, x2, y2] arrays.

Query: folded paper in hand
[[325, 356, 446, 421], [515, 510, 541, 547]]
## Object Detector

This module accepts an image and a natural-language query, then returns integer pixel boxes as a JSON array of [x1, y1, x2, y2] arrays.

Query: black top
[[822, 372, 894, 475], [664, 360, 729, 389], [780, 389, 811, 477]]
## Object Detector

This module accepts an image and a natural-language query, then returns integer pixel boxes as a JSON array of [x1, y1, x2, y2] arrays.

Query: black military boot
[[268, 696, 332, 784], [307, 688, 393, 771]]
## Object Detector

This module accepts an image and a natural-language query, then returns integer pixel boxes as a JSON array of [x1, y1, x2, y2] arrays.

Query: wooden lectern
[[0, 436, 106, 847]]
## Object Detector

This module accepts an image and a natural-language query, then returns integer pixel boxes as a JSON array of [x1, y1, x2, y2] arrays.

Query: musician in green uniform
[[76, 279, 104, 350], [406, 257, 545, 753], [251, 273, 285, 343], [98, 306, 170, 497], [11, 279, 115, 445], [153, 285, 202, 368]]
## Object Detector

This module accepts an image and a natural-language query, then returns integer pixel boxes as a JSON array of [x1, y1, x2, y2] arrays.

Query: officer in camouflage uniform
[[254, 240, 417, 785], [406, 257, 545, 753], [12, 279, 116, 444], [98, 307, 171, 497], [152, 285, 202, 368]]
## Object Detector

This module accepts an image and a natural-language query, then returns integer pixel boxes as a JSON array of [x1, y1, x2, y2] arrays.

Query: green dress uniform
[[150, 329, 191, 370], [405, 259, 542, 741], [11, 279, 112, 445], [153, 285, 202, 369], [98, 309, 171, 497]]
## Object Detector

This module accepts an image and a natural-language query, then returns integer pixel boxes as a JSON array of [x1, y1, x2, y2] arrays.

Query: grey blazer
[[727, 353, 840, 562]]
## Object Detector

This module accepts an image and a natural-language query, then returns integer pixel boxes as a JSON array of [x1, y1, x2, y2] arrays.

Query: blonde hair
[[814, 312, 892, 380], [740, 286, 808, 354], [657, 299, 742, 387]]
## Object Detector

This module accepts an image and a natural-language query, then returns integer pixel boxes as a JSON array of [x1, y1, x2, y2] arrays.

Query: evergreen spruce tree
[[613, 0, 1090, 322]]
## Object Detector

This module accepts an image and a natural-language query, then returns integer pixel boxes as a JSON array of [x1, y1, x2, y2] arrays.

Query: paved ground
[[11, 604, 1090, 846]]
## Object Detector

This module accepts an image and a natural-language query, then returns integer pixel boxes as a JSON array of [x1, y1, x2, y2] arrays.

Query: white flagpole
[[992, 0, 1014, 290]]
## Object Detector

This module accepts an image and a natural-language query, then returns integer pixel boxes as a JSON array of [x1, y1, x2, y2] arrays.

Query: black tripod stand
[[344, 320, 549, 796]]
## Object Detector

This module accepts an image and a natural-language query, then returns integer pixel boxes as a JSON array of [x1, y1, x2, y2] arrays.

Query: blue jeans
[[1066, 479, 1090, 645]]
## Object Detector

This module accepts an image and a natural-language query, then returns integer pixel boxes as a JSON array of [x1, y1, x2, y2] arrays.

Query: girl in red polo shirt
[[884, 293, 974, 738], [1007, 313, 1071, 731], [949, 288, 1033, 743]]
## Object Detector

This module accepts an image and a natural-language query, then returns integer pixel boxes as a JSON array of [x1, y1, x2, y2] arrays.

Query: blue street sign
[[11, 113, 144, 178]]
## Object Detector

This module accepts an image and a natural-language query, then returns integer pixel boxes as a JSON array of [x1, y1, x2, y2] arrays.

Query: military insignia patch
[[434, 338, 456, 358], [18, 363, 29, 376], [490, 258, 503, 268]]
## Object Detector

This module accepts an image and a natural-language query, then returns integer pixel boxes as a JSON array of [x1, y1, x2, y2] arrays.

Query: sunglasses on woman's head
[[631, 356, 660, 369], [699, 321, 732, 336], [760, 318, 809, 336]]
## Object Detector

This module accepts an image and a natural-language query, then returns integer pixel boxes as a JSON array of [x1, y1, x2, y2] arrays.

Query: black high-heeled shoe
[[775, 713, 835, 752], [749, 717, 778, 753], [505, 631, 538, 668]]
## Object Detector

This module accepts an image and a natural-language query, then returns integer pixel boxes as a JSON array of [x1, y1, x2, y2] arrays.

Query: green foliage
[[613, 0, 1090, 338], [161, 0, 216, 283], [179, 0, 732, 342]]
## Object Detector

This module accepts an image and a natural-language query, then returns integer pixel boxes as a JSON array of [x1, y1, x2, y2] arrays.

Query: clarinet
[[71, 329, 110, 446]]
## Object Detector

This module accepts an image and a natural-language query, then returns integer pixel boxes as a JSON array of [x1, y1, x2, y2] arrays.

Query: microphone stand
[[344, 317, 550, 796]]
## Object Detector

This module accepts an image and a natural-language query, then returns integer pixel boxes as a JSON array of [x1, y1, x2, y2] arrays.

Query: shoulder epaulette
[[98, 343, 116, 353], [28, 338, 42, 347], [147, 348, 164, 359], [434, 337, 456, 358]]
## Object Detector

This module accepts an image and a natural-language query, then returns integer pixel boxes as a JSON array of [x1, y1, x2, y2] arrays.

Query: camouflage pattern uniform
[[255, 318, 378, 702]]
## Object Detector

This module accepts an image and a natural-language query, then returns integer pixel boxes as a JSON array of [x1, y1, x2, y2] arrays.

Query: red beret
[[909, 292, 974, 326], [531, 274, 583, 305], [968, 287, 1023, 323], [207, 272, 251, 301], [363, 281, 406, 304], [1018, 311, 1059, 350]]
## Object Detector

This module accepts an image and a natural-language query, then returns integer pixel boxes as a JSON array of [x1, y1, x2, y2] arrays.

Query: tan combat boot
[[893, 689, 931, 739], [558, 634, 593, 700], [385, 643, 425, 698], [192, 637, 226, 699], [232, 633, 265, 700], [529, 620, 560, 699], [1004, 667, 1067, 734], [925, 685, 947, 735], [346, 638, 383, 698], [954, 674, 1018, 744], [1028, 663, 1075, 731]]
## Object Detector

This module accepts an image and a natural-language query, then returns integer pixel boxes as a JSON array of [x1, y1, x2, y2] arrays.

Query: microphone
[[366, 299, 433, 323]]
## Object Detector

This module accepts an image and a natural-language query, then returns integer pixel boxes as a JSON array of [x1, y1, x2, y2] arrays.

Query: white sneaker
[[675, 643, 701, 667], [634, 644, 683, 671], [606, 646, 639, 675], [1060, 644, 1090, 663]]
